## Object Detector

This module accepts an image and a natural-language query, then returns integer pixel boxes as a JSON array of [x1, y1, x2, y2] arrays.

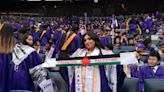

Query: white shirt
[[152, 65, 159, 73]]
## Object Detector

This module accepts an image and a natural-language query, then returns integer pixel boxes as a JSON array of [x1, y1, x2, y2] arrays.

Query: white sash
[[75, 66, 83, 92], [12, 44, 35, 71], [75, 48, 100, 92], [85, 66, 94, 92]]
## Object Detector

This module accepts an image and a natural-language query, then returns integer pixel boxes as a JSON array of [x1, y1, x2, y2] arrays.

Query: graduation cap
[[136, 43, 145, 49]]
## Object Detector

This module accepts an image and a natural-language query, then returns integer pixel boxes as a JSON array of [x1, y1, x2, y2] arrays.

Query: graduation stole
[[75, 48, 100, 92], [40, 30, 47, 40], [36, 23, 41, 32], [12, 44, 35, 72], [36, 47, 40, 54], [61, 33, 76, 51]]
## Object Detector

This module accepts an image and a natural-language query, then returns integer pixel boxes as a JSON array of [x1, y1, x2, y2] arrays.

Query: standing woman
[[10, 29, 43, 91], [0, 24, 16, 92], [69, 31, 117, 92], [0, 24, 43, 92]]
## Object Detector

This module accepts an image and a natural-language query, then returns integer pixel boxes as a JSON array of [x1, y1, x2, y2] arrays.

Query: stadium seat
[[144, 79, 164, 92], [121, 46, 136, 52], [161, 56, 164, 62], [118, 77, 139, 92], [113, 46, 122, 54]]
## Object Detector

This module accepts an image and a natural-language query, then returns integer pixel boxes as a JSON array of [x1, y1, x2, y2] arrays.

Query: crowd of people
[[0, 11, 164, 92]]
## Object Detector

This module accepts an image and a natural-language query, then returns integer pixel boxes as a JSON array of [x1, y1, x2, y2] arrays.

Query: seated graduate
[[139, 50, 164, 92], [114, 36, 122, 48], [143, 37, 158, 52]]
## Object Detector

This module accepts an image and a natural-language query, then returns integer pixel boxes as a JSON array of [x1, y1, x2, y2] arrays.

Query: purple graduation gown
[[32, 30, 42, 43], [0, 53, 12, 92], [130, 65, 139, 78], [9, 51, 42, 92], [52, 31, 63, 43], [100, 36, 111, 47], [40, 30, 51, 46], [70, 51, 112, 92], [129, 23, 137, 34], [70, 51, 125, 92], [71, 66, 112, 92], [139, 65, 164, 92], [51, 31, 81, 58], [51, 31, 81, 87]]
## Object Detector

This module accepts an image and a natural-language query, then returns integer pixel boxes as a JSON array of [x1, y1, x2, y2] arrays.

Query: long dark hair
[[19, 28, 33, 46], [22, 33, 33, 46], [0, 24, 16, 53], [114, 36, 121, 45], [81, 31, 104, 49]]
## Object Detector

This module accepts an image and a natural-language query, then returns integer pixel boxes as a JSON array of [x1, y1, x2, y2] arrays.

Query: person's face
[[129, 39, 134, 45], [45, 44, 51, 50], [146, 29, 149, 33], [147, 42, 152, 48], [26, 35, 33, 46], [148, 56, 159, 67], [159, 34, 163, 39], [84, 35, 95, 51], [116, 38, 120, 44], [36, 41, 40, 46]]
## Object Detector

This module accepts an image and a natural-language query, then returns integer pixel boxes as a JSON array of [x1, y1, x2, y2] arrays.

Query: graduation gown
[[51, 31, 81, 58], [40, 30, 51, 46], [69, 48, 117, 92], [51, 31, 81, 89], [9, 44, 42, 92], [100, 36, 111, 47], [0, 53, 12, 92], [139, 65, 164, 92], [32, 30, 41, 43], [52, 31, 63, 43]]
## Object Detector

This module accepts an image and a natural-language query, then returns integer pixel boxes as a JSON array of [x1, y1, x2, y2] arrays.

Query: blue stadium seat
[[161, 56, 164, 62], [144, 79, 164, 92], [121, 46, 136, 52], [118, 77, 139, 92]]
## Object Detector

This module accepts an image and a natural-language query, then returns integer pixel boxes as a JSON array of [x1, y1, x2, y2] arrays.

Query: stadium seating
[[144, 79, 164, 92], [118, 77, 139, 92]]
